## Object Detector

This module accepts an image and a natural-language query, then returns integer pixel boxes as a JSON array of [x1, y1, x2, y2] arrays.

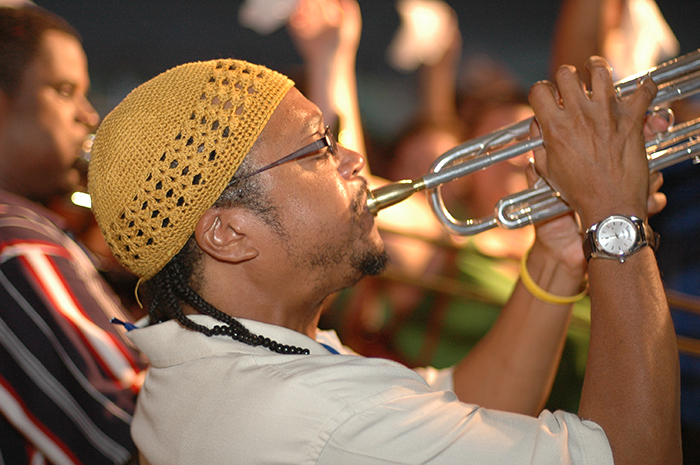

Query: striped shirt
[[0, 190, 145, 465]]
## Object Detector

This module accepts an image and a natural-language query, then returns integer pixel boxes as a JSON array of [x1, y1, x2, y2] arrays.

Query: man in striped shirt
[[0, 5, 144, 464]]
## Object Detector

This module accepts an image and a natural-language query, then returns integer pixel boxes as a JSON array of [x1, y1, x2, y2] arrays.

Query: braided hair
[[144, 155, 310, 355]]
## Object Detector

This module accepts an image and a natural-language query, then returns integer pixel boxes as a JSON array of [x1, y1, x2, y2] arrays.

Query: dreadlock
[[143, 154, 310, 355]]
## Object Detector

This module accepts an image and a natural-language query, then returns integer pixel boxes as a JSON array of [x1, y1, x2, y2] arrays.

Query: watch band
[[583, 215, 660, 263]]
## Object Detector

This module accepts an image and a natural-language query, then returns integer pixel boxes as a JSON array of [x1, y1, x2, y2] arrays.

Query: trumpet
[[367, 49, 700, 236]]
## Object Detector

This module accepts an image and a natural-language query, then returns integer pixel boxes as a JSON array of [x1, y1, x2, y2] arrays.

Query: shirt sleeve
[[0, 209, 144, 464]]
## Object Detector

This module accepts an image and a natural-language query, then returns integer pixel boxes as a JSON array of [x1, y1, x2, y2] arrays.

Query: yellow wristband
[[520, 249, 588, 305]]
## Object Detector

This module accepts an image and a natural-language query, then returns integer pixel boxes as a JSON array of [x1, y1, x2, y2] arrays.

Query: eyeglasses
[[228, 126, 338, 186]]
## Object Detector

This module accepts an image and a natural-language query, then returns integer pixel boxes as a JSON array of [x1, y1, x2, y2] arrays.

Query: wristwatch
[[583, 214, 659, 263]]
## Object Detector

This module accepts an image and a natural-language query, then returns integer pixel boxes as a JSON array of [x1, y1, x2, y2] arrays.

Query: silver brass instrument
[[367, 49, 700, 235]]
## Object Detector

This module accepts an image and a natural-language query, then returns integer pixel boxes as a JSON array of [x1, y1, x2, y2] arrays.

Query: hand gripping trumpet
[[366, 49, 700, 235]]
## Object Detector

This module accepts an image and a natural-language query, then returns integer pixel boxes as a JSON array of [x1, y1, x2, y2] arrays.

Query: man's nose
[[337, 145, 365, 178], [77, 96, 100, 129]]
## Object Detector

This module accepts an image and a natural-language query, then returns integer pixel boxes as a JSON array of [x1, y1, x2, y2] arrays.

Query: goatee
[[352, 247, 389, 277]]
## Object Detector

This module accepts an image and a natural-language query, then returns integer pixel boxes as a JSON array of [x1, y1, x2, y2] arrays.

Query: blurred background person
[[0, 3, 144, 463]]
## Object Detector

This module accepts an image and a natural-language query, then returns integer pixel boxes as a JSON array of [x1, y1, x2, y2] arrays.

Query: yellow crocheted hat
[[88, 59, 294, 279]]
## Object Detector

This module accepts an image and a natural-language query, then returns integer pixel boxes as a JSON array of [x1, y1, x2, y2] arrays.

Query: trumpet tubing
[[497, 119, 700, 230], [367, 49, 700, 235]]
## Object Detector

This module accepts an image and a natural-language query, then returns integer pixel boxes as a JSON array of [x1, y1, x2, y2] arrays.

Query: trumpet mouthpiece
[[366, 178, 427, 215]]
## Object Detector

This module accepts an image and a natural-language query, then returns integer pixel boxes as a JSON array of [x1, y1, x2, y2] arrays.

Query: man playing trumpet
[[88, 53, 679, 464]]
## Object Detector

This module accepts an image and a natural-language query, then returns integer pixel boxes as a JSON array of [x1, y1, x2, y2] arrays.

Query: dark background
[[34, 0, 700, 141]]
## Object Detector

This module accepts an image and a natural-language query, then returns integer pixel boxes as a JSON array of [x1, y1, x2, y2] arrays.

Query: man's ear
[[194, 208, 259, 264]]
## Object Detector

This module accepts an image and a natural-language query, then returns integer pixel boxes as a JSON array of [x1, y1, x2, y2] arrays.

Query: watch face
[[596, 216, 638, 255]]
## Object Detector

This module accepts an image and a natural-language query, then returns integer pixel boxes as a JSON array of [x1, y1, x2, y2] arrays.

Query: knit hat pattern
[[88, 59, 294, 280]]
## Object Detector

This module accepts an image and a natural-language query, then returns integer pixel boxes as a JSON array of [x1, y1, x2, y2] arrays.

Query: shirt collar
[[127, 315, 349, 368]]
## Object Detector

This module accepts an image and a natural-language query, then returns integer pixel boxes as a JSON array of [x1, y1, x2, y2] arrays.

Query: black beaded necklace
[[210, 323, 310, 355], [164, 265, 311, 355]]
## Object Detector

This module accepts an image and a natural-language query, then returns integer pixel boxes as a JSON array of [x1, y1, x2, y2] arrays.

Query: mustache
[[350, 179, 369, 221]]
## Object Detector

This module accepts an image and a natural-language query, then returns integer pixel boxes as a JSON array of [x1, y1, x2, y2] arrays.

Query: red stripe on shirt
[[0, 374, 81, 464], [18, 254, 135, 391]]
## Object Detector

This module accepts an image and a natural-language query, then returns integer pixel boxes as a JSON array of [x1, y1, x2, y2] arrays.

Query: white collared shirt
[[129, 315, 612, 464]]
